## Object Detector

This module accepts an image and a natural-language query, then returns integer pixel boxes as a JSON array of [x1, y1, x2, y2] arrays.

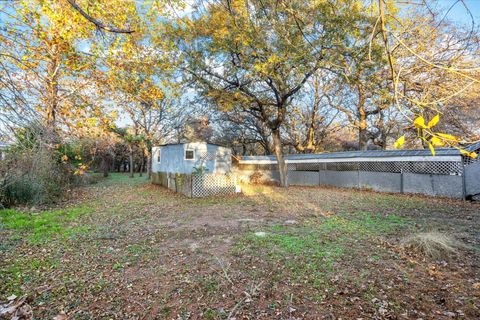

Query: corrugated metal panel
[[464, 141, 480, 152], [240, 147, 470, 162]]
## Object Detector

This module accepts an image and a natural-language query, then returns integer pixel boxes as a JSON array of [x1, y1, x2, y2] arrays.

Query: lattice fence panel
[[288, 163, 322, 171], [288, 161, 462, 175], [326, 162, 360, 171], [257, 164, 278, 170], [463, 156, 479, 166], [197, 151, 217, 162], [410, 161, 461, 175], [238, 163, 278, 171], [359, 162, 399, 173], [248, 159, 463, 175], [357, 161, 461, 175], [192, 173, 236, 197]]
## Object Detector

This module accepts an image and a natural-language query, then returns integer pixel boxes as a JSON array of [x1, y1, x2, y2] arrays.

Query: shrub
[[0, 146, 71, 206], [0, 125, 79, 206], [192, 165, 209, 175]]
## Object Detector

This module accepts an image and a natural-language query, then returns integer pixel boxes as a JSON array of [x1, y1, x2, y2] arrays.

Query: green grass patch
[[235, 212, 408, 289], [0, 205, 92, 244], [313, 212, 409, 236], [95, 172, 149, 187], [0, 257, 59, 296], [360, 193, 430, 211], [196, 275, 220, 295]]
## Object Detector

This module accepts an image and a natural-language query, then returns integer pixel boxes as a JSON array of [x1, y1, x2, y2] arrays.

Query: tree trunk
[[146, 146, 152, 179], [272, 129, 288, 187], [358, 105, 368, 151], [45, 50, 60, 128], [357, 85, 368, 151], [358, 125, 368, 151], [101, 156, 109, 177], [138, 157, 143, 177], [304, 100, 318, 153], [377, 110, 387, 150], [129, 145, 134, 178]]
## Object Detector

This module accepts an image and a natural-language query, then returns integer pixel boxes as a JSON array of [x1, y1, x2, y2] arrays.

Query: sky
[[440, 0, 480, 26], [1, 0, 479, 131]]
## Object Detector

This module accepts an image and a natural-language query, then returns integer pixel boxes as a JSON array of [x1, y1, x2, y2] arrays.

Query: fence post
[[357, 162, 360, 189], [462, 161, 466, 200], [318, 166, 321, 186], [189, 174, 192, 198], [400, 169, 404, 194]]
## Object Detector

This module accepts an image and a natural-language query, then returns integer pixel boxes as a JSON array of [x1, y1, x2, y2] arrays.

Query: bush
[[0, 126, 79, 206], [0, 146, 71, 206], [0, 125, 113, 207]]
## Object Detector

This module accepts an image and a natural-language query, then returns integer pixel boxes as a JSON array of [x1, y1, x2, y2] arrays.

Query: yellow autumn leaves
[[413, 114, 439, 130], [393, 135, 405, 149], [394, 114, 477, 158]]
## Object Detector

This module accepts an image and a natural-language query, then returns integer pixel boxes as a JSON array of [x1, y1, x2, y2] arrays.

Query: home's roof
[[157, 142, 229, 148], [240, 142, 480, 162]]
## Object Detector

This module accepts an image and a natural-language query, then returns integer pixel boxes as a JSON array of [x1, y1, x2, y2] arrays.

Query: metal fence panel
[[288, 171, 319, 186], [465, 161, 480, 197], [358, 171, 402, 192], [321, 170, 358, 188]]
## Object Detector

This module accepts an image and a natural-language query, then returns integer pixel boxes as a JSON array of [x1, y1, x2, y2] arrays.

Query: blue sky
[[441, 0, 480, 26]]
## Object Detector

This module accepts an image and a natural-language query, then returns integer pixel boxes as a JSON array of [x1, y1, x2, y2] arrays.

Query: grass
[[235, 212, 409, 288], [0, 174, 478, 319], [0, 205, 92, 244], [313, 211, 408, 235], [95, 172, 149, 187], [1, 256, 59, 296]]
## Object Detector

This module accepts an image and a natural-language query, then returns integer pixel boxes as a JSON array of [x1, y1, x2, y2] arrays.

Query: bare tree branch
[[66, 0, 135, 34]]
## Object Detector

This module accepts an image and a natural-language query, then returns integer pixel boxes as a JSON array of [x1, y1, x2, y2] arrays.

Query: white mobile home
[[152, 142, 232, 174]]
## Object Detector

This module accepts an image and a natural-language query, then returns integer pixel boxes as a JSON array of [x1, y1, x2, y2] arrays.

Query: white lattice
[[264, 160, 463, 175], [198, 151, 217, 161], [192, 173, 236, 197], [358, 161, 462, 175], [287, 163, 321, 171], [463, 156, 479, 166]]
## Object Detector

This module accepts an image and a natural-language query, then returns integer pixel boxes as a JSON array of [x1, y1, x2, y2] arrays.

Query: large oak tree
[[173, 0, 367, 186]]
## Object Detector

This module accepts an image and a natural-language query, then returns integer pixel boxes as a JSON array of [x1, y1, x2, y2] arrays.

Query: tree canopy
[[0, 0, 479, 187]]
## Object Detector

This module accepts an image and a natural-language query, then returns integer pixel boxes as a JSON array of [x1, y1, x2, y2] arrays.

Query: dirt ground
[[1, 173, 479, 319]]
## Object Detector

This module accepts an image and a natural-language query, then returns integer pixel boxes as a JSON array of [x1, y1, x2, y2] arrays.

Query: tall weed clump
[[401, 231, 464, 259]]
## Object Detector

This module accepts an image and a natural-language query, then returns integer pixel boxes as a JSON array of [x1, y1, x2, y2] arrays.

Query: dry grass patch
[[401, 231, 464, 259]]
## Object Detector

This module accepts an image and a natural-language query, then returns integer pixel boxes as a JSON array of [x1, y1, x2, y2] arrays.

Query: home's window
[[156, 149, 161, 163], [185, 149, 195, 160]]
